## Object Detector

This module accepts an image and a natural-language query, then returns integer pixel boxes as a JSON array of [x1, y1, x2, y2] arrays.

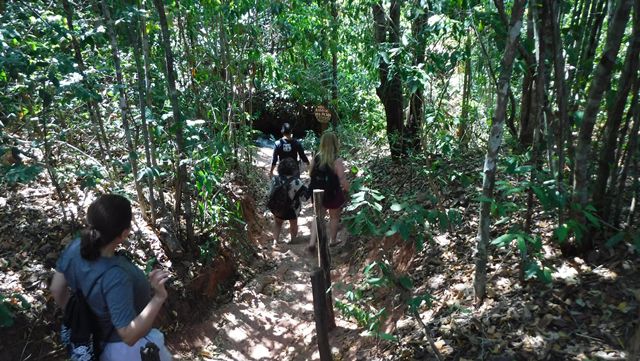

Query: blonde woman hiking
[[308, 132, 350, 251]]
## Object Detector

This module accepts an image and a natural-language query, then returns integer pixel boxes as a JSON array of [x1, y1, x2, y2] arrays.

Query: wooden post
[[311, 268, 332, 361], [312, 189, 336, 330]]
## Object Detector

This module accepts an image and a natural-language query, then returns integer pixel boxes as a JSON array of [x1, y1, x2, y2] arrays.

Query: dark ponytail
[[80, 194, 132, 260]]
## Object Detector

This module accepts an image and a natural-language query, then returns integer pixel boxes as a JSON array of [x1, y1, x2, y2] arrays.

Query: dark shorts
[[274, 208, 297, 221], [323, 190, 347, 209]]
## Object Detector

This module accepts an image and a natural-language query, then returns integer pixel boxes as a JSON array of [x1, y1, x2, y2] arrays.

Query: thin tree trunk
[[459, 33, 472, 148], [153, 0, 194, 246], [61, 0, 114, 177], [548, 0, 569, 226], [132, 2, 157, 225], [593, 2, 640, 220], [141, 0, 165, 210], [330, 0, 339, 123], [470, 18, 519, 139], [99, 0, 149, 220], [572, 0, 633, 252], [572, 0, 608, 102], [628, 146, 640, 227], [218, 11, 238, 162], [474, 0, 526, 303], [518, 8, 536, 148], [524, 0, 547, 233], [408, 0, 427, 153], [40, 105, 69, 223], [613, 77, 640, 226]]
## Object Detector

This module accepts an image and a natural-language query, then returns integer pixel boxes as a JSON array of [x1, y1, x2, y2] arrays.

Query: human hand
[[148, 269, 171, 301]]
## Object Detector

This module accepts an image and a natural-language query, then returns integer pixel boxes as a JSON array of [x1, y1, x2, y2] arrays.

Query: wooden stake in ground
[[312, 189, 336, 330], [311, 268, 332, 361]]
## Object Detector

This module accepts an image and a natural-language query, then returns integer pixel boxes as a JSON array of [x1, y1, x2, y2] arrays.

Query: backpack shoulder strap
[[84, 263, 122, 299], [85, 263, 122, 344]]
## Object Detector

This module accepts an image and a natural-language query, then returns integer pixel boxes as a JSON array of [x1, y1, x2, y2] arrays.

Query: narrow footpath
[[170, 146, 357, 361]]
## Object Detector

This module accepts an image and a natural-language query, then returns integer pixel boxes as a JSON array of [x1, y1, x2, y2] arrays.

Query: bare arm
[[270, 143, 279, 176], [116, 269, 170, 346], [334, 159, 350, 192], [50, 271, 70, 309]]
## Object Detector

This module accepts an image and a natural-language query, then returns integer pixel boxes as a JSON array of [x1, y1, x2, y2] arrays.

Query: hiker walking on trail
[[268, 158, 310, 243], [50, 194, 173, 361], [270, 122, 310, 177], [308, 131, 350, 250]]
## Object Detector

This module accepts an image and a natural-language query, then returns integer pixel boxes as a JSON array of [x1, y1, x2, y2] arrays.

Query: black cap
[[281, 123, 291, 135]]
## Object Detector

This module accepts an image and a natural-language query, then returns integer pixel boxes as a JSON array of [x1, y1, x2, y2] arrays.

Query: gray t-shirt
[[56, 238, 151, 342]]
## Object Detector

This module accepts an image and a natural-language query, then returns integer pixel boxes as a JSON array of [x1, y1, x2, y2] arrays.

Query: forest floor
[[1, 143, 640, 360]]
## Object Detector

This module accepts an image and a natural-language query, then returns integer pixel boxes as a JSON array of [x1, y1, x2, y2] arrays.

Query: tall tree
[[131, 0, 158, 225], [373, 0, 405, 159], [407, 0, 428, 153], [153, 0, 194, 246], [98, 0, 149, 221], [571, 0, 633, 252], [547, 0, 569, 226], [593, 2, 640, 220], [474, 0, 527, 302]]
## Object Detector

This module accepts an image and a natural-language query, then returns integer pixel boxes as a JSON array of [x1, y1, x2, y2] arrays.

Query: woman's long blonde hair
[[317, 131, 340, 170]]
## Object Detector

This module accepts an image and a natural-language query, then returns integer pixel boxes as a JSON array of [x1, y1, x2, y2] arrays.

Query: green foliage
[[343, 185, 385, 237], [344, 161, 462, 251], [491, 231, 553, 284], [337, 258, 436, 342], [192, 126, 244, 261], [0, 293, 31, 328], [1, 164, 43, 185], [334, 260, 395, 341]]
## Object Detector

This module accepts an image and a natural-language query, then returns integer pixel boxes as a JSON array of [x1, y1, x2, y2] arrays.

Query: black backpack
[[267, 176, 294, 219], [309, 157, 340, 203], [62, 265, 117, 361]]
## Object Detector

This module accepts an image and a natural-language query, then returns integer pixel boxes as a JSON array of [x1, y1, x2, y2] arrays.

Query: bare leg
[[273, 217, 284, 243], [289, 219, 298, 242], [328, 208, 341, 245]]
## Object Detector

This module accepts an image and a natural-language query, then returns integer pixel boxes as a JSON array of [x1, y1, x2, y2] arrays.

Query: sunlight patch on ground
[[592, 266, 618, 281], [227, 327, 248, 342], [434, 234, 450, 247], [552, 262, 580, 285]]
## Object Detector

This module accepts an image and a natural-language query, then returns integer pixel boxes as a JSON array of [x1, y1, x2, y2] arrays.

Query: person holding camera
[[50, 194, 173, 361]]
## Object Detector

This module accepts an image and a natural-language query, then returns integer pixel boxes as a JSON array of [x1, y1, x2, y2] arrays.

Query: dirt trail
[[170, 147, 356, 361]]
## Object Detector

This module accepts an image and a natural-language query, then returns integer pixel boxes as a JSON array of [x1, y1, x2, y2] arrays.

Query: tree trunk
[[61, 0, 114, 177], [140, 0, 165, 210], [153, 0, 194, 247], [548, 0, 569, 226], [613, 76, 640, 226], [330, 0, 339, 123], [459, 34, 472, 148], [572, 0, 608, 103], [474, 0, 526, 303], [373, 0, 404, 159], [518, 9, 536, 148], [99, 0, 149, 220], [132, 4, 157, 226], [571, 0, 633, 253], [40, 98, 69, 223], [407, 0, 427, 153], [593, 2, 640, 221]]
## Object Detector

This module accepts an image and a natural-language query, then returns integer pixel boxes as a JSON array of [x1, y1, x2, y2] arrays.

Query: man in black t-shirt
[[270, 123, 310, 177]]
